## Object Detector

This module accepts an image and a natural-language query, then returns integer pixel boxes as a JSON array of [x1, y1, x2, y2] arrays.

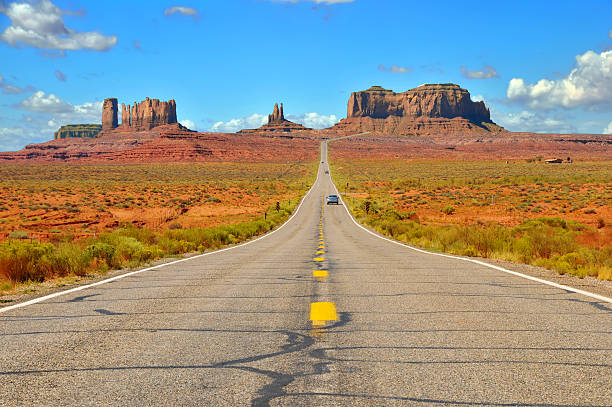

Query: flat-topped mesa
[[335, 83, 503, 135], [54, 124, 102, 140], [102, 98, 118, 131], [347, 83, 491, 123]]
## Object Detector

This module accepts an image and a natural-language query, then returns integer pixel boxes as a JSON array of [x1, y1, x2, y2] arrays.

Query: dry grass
[[330, 157, 612, 280]]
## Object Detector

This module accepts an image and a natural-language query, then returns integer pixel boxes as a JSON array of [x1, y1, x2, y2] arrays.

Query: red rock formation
[[130, 97, 177, 131], [121, 103, 130, 127], [0, 123, 320, 162], [335, 84, 504, 135], [242, 103, 312, 134], [102, 98, 118, 130], [268, 103, 284, 123]]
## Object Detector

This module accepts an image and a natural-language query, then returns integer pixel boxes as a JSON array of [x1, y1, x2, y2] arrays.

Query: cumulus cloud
[[0, 127, 35, 151], [378, 64, 412, 74], [180, 119, 196, 130], [17, 91, 102, 123], [604, 121, 612, 134], [286, 112, 338, 128], [471, 94, 485, 102], [17, 90, 73, 113], [507, 50, 612, 110], [0, 0, 117, 52], [210, 111, 338, 133], [55, 69, 66, 81], [461, 65, 499, 79], [494, 110, 575, 134], [164, 6, 199, 18], [210, 114, 267, 133]]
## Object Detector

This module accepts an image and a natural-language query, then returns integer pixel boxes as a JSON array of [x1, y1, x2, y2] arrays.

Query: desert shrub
[[8, 231, 29, 239], [441, 206, 456, 215], [0, 241, 90, 283], [86, 242, 117, 268]]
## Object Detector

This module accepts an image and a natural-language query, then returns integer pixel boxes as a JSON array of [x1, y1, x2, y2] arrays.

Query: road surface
[[1, 141, 611, 406]]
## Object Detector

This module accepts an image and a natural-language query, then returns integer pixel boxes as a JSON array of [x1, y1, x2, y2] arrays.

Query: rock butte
[[332, 84, 505, 136], [102, 97, 178, 133], [239, 103, 312, 134]]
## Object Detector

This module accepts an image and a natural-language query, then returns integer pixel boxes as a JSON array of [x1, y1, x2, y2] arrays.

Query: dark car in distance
[[326, 194, 339, 205]]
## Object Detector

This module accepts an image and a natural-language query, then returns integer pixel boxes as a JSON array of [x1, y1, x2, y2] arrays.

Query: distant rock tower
[[102, 98, 118, 130], [268, 103, 285, 124]]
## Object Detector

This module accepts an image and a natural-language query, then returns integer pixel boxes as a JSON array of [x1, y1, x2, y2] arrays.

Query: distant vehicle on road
[[326, 194, 339, 205], [325, 170, 329, 174]]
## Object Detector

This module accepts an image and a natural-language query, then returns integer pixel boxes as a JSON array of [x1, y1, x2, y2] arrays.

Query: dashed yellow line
[[313, 270, 328, 278], [310, 302, 338, 326]]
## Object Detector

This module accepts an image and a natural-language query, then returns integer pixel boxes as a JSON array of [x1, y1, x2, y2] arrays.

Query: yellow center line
[[310, 302, 338, 326], [313, 270, 328, 277], [313, 257, 325, 262]]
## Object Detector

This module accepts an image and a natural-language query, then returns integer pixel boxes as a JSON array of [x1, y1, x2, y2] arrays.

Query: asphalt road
[[1, 141, 611, 406]]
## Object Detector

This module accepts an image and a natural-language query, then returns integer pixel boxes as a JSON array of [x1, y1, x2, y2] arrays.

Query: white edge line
[[0, 160, 323, 314], [324, 140, 612, 304]]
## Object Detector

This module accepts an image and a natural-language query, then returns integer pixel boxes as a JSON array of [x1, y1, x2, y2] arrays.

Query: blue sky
[[1, 0, 612, 150]]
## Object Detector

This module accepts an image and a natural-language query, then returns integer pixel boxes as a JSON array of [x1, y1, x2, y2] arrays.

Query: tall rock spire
[[268, 103, 285, 124], [102, 98, 118, 130]]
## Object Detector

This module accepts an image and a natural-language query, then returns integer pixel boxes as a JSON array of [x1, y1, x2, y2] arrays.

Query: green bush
[[441, 206, 456, 215]]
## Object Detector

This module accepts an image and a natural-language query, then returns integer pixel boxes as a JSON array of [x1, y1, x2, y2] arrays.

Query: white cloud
[[180, 119, 196, 130], [164, 6, 199, 18], [471, 94, 485, 102], [210, 114, 267, 133], [17, 90, 73, 113], [0, 0, 117, 52], [378, 64, 412, 74], [507, 50, 612, 110], [604, 121, 612, 134], [0, 127, 48, 151], [461, 65, 499, 79], [71, 101, 103, 121], [17, 91, 102, 127], [286, 112, 338, 128], [210, 111, 338, 132], [493, 110, 575, 134]]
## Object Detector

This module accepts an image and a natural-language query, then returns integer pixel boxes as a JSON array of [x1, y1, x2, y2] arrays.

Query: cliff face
[[102, 98, 118, 131], [130, 97, 177, 131], [338, 84, 502, 135], [54, 124, 102, 140], [348, 84, 491, 122], [101, 97, 177, 133]]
